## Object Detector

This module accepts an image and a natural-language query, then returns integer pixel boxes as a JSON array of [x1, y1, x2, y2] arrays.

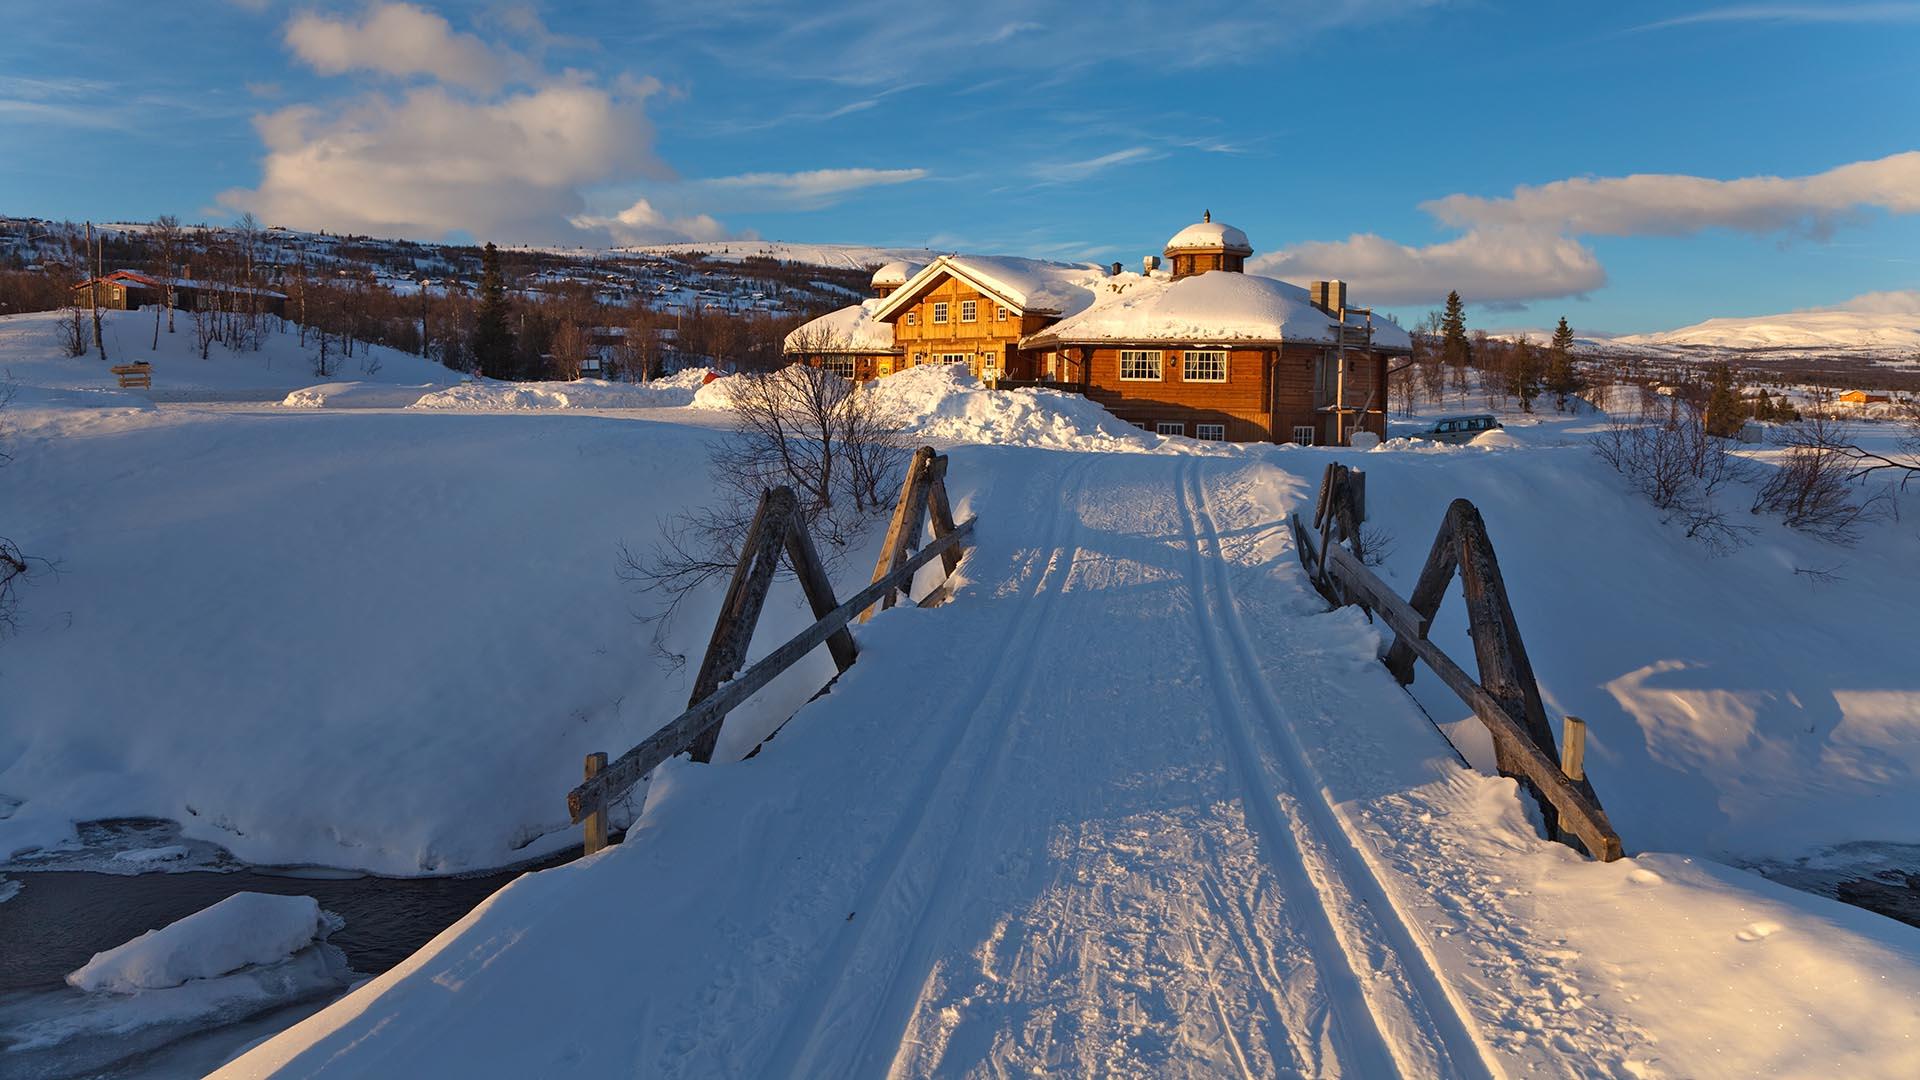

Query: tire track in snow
[[1175, 458, 1499, 1079], [753, 454, 1095, 1078]]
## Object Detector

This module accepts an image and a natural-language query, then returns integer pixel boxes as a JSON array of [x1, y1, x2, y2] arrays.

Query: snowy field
[[4, 311, 1920, 1076]]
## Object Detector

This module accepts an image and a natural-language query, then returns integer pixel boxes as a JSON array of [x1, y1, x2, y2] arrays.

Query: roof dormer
[[1163, 210, 1252, 280]]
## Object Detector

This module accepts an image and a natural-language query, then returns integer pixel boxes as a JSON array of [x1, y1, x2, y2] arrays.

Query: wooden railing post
[[582, 752, 609, 855], [1561, 717, 1587, 782], [687, 486, 800, 763], [861, 446, 937, 623]]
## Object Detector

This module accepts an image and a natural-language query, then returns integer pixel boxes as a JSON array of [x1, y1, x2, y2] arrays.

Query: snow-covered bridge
[[214, 448, 1917, 1078]]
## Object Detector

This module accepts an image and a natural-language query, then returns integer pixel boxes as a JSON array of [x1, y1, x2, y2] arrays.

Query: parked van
[[1424, 414, 1503, 443]]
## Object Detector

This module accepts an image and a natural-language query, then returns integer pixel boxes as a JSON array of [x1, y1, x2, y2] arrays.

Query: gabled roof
[[1021, 270, 1413, 351], [783, 299, 897, 354], [870, 254, 1104, 322]]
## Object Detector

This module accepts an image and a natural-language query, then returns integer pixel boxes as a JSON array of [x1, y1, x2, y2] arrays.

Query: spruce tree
[[471, 242, 515, 379], [1544, 315, 1581, 410], [1441, 290, 1470, 368], [1703, 362, 1744, 438]]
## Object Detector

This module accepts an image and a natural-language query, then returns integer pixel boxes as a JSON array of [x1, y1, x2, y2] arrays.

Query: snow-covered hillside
[[1614, 291, 1920, 354], [617, 240, 943, 271], [0, 309, 460, 402]]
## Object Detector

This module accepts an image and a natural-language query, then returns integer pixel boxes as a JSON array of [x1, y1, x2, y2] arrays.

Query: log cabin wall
[[888, 275, 1031, 380], [1077, 345, 1276, 441]]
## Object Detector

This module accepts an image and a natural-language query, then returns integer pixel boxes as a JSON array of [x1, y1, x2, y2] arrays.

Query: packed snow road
[[218, 444, 1920, 1080]]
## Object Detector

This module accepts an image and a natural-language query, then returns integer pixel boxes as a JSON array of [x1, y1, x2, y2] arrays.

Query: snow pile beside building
[[868, 363, 1166, 450], [68, 893, 341, 993], [409, 372, 711, 411]]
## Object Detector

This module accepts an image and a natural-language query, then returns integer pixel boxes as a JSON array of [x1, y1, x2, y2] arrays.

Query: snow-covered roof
[[101, 269, 289, 300], [872, 254, 1105, 321], [783, 299, 896, 353], [870, 260, 925, 288], [1022, 271, 1412, 351], [1164, 220, 1252, 254]]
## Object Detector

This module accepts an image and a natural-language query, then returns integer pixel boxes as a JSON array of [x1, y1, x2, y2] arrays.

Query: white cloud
[[703, 167, 928, 208], [1630, 3, 1920, 31], [285, 2, 518, 92], [1031, 147, 1160, 183], [1251, 229, 1606, 309], [1811, 289, 1920, 314], [1422, 152, 1920, 241], [572, 198, 728, 245], [221, 80, 669, 243]]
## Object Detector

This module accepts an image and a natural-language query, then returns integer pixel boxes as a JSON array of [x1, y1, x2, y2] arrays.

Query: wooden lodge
[[784, 213, 1409, 445], [72, 269, 288, 319]]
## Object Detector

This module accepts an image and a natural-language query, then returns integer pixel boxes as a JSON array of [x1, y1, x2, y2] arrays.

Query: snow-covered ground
[[5, 320, 1920, 1076], [0, 309, 461, 402]]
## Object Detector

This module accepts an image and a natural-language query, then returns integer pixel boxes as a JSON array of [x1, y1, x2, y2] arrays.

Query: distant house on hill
[[72, 269, 288, 318], [782, 213, 1408, 444], [1836, 390, 1891, 405]]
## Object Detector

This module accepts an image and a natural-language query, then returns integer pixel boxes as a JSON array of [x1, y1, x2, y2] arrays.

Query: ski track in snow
[[749, 453, 1493, 1078]]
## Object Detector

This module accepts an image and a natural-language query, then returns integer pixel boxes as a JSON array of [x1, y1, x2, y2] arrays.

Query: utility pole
[[87, 222, 107, 361]]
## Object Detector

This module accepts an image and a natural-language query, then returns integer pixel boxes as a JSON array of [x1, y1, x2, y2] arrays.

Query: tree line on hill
[[1, 219, 854, 381]]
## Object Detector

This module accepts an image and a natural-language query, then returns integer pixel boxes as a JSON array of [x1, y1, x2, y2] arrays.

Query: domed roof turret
[[1164, 210, 1252, 256]]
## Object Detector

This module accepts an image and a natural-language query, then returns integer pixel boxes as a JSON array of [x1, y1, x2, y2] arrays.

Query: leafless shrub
[[1591, 397, 1754, 551], [621, 362, 909, 666], [58, 305, 87, 357], [1752, 416, 1892, 545], [1357, 523, 1395, 568]]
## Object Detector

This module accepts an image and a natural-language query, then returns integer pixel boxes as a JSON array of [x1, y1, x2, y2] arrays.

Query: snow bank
[[870, 364, 1167, 450], [280, 382, 439, 409], [68, 893, 340, 993], [410, 372, 711, 411]]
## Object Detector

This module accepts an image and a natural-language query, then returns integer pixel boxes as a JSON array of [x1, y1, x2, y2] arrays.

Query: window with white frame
[[1156, 421, 1186, 436], [932, 302, 949, 324], [906, 310, 917, 326], [978, 348, 998, 373], [936, 352, 968, 364], [1195, 423, 1226, 441], [821, 356, 855, 379], [960, 300, 977, 322], [1183, 350, 1228, 382], [996, 305, 1008, 322], [1292, 424, 1317, 445], [1119, 349, 1163, 381]]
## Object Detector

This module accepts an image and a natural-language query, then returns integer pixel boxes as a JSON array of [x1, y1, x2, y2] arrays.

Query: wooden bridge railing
[[568, 447, 972, 852], [1294, 462, 1624, 861]]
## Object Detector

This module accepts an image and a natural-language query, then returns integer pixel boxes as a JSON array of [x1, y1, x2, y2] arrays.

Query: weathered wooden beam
[[569, 517, 977, 823], [581, 752, 609, 855], [861, 446, 936, 624], [686, 487, 799, 763], [1451, 502, 1562, 839], [1322, 542, 1429, 639], [783, 518, 857, 674], [1382, 507, 1461, 685], [1319, 542, 1624, 861], [925, 457, 964, 577]]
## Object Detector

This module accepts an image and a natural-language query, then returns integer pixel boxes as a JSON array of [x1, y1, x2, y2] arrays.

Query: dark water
[[0, 860, 564, 995]]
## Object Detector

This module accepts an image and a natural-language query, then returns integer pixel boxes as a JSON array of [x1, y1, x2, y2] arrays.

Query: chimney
[[1310, 279, 1347, 313], [1109, 261, 1124, 277], [1143, 254, 1161, 274]]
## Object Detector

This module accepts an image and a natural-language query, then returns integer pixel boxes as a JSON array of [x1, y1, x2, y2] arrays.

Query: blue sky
[[2, 1, 1916, 333]]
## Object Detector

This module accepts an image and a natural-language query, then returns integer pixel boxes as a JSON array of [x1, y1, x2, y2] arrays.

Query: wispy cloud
[[1628, 3, 1920, 32], [704, 167, 929, 208], [1031, 146, 1162, 183]]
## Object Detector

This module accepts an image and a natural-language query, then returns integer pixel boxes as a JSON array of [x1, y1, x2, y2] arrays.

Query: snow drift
[[68, 893, 341, 993]]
